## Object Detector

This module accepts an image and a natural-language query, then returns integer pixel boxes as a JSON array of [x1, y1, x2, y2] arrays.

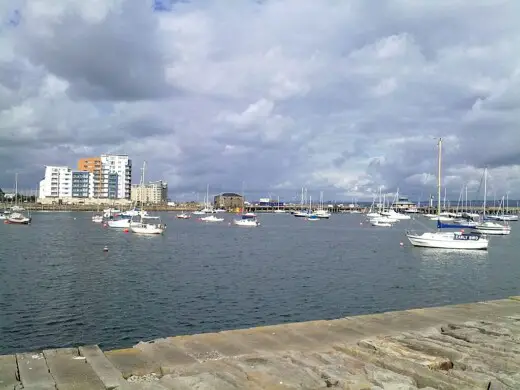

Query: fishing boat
[[406, 139, 488, 250]]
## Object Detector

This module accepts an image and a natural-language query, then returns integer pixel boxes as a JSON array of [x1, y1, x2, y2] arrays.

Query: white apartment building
[[100, 154, 132, 199], [39, 166, 73, 199], [131, 181, 168, 204]]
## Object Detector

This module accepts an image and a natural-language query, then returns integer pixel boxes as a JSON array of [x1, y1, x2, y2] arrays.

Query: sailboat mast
[[437, 138, 442, 217], [15, 173, 18, 206], [483, 168, 487, 218]]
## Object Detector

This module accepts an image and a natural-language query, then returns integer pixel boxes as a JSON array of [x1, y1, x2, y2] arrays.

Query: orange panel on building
[[78, 157, 101, 172]]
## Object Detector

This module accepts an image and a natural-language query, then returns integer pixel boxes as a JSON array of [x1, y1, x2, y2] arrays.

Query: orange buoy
[[123, 229, 129, 233]]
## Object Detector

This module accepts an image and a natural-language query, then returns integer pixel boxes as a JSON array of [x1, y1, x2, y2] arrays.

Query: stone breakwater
[[2, 297, 520, 389]]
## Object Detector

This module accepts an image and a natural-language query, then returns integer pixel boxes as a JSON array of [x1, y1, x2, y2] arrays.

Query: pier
[[2, 297, 520, 389]]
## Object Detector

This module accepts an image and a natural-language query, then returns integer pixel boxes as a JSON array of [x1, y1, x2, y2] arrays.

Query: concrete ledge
[[1, 297, 520, 389]]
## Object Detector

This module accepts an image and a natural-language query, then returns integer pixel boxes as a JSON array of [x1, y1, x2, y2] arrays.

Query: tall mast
[[437, 138, 442, 217], [483, 167, 487, 217], [15, 173, 18, 206]]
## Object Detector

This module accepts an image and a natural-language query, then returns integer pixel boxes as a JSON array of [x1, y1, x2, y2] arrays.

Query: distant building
[[214, 192, 243, 210], [71, 171, 93, 198], [77, 157, 102, 197], [394, 196, 416, 210], [100, 154, 132, 199], [131, 180, 168, 204], [39, 166, 73, 199]]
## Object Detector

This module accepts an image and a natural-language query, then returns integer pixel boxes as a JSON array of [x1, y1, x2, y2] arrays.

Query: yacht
[[406, 139, 488, 250]]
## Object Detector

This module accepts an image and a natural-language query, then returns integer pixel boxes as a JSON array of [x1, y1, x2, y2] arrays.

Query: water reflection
[[412, 247, 489, 265]]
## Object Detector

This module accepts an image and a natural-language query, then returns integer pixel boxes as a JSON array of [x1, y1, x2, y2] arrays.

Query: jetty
[[2, 297, 520, 389]]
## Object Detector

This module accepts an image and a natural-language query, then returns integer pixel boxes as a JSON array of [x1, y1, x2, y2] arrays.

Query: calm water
[[1, 212, 519, 355]]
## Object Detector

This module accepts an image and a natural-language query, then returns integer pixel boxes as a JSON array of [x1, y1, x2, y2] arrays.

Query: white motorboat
[[0, 214, 5, 220], [176, 213, 191, 219], [381, 209, 410, 220], [371, 220, 392, 227], [120, 208, 148, 218], [370, 216, 397, 224], [366, 212, 381, 218], [107, 217, 131, 228], [406, 138, 489, 250], [200, 215, 224, 222], [233, 215, 260, 226], [130, 216, 165, 234], [92, 215, 103, 223], [273, 209, 286, 214], [293, 211, 310, 217], [5, 212, 31, 225], [473, 221, 511, 235]]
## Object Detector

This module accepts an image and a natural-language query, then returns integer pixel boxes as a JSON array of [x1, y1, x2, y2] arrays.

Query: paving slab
[[104, 348, 160, 379], [16, 352, 56, 390], [134, 339, 197, 374], [0, 355, 19, 390], [79, 345, 124, 389], [43, 347, 105, 390]]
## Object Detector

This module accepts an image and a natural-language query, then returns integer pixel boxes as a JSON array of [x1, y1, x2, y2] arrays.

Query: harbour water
[[1, 211, 519, 355]]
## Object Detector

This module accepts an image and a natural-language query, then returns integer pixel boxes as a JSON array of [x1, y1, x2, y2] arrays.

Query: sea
[[1, 211, 518, 355]]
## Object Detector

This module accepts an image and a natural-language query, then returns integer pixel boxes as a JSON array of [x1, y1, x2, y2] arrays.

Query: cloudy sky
[[1, 0, 519, 202]]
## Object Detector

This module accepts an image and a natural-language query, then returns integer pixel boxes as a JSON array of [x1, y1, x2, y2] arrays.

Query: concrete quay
[[2, 297, 520, 389]]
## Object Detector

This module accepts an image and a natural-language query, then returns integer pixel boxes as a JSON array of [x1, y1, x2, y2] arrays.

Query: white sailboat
[[273, 196, 286, 213], [312, 191, 331, 219], [406, 138, 489, 250], [473, 169, 511, 236], [5, 174, 32, 225], [130, 162, 166, 234]]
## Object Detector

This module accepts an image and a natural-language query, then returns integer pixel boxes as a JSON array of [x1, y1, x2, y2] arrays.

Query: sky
[[1, 0, 520, 202]]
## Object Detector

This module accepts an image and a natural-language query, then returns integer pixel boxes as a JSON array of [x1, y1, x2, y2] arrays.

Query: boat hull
[[406, 232, 488, 250], [233, 220, 259, 227], [5, 218, 31, 225], [107, 219, 131, 228], [131, 226, 164, 234]]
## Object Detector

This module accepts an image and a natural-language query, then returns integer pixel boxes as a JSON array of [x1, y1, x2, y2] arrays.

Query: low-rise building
[[131, 180, 168, 204], [214, 192, 243, 210]]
